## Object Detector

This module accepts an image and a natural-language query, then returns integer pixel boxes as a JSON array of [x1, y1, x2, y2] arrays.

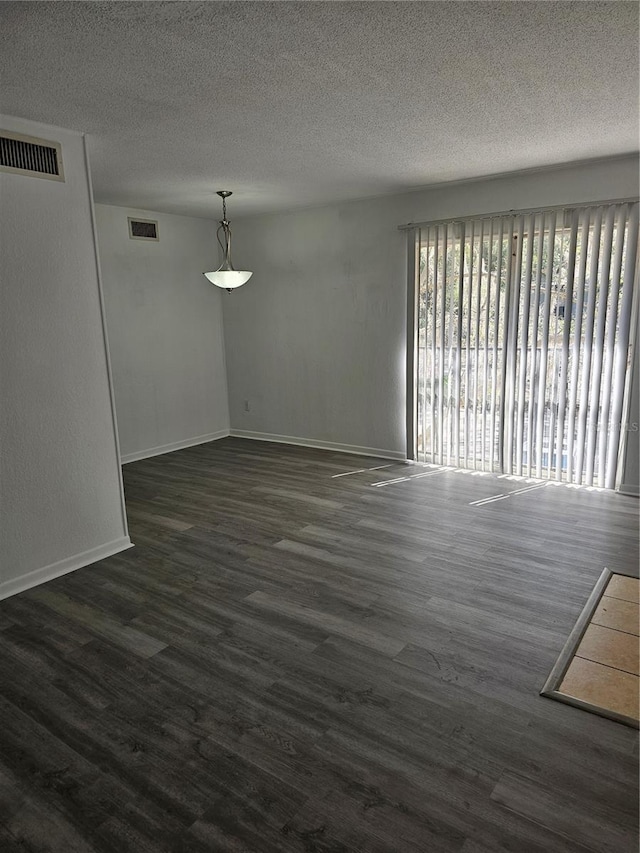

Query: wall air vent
[[0, 130, 64, 181], [128, 217, 159, 241]]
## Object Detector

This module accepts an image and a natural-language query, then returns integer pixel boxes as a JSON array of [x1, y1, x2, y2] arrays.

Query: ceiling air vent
[[128, 217, 159, 241], [0, 130, 64, 181]]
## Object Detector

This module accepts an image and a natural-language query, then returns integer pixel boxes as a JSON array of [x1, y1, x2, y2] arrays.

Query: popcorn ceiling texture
[[1, 1, 637, 218]]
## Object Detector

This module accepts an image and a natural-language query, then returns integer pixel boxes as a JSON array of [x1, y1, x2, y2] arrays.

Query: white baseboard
[[0, 536, 133, 601], [121, 429, 230, 464], [229, 429, 406, 461], [618, 483, 640, 497]]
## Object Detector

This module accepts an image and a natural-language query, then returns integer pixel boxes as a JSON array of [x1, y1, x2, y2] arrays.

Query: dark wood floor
[[1, 437, 638, 853]]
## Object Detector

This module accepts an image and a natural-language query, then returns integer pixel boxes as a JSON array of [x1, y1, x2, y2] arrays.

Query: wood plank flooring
[[1, 437, 638, 852]]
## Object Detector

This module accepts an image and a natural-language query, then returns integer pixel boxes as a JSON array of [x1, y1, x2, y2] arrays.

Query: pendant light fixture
[[203, 191, 253, 292]]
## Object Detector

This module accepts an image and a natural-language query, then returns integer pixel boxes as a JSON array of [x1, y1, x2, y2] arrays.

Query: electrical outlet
[[243, 400, 250, 413]]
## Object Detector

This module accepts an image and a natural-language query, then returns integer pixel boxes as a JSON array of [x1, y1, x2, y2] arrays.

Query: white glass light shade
[[203, 270, 253, 289]]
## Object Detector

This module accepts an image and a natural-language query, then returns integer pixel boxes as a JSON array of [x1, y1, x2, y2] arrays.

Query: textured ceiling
[[1, 1, 638, 218]]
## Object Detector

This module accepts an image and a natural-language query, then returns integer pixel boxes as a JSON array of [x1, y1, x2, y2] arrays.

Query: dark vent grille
[[0, 134, 61, 176], [128, 218, 159, 241], [131, 221, 157, 239]]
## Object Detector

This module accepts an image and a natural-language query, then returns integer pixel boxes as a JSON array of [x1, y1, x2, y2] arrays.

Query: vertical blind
[[414, 201, 639, 488]]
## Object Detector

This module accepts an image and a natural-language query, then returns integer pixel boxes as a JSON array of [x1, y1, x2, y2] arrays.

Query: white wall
[[620, 316, 640, 496], [96, 205, 229, 462], [0, 115, 129, 599], [224, 155, 639, 458]]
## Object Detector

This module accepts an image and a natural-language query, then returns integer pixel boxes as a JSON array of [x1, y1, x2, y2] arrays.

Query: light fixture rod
[[217, 190, 232, 223]]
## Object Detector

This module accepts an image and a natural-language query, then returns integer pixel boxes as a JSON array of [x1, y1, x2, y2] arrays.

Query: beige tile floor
[[559, 574, 639, 722]]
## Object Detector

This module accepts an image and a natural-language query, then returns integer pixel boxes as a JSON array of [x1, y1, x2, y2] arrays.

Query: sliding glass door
[[411, 201, 638, 488]]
